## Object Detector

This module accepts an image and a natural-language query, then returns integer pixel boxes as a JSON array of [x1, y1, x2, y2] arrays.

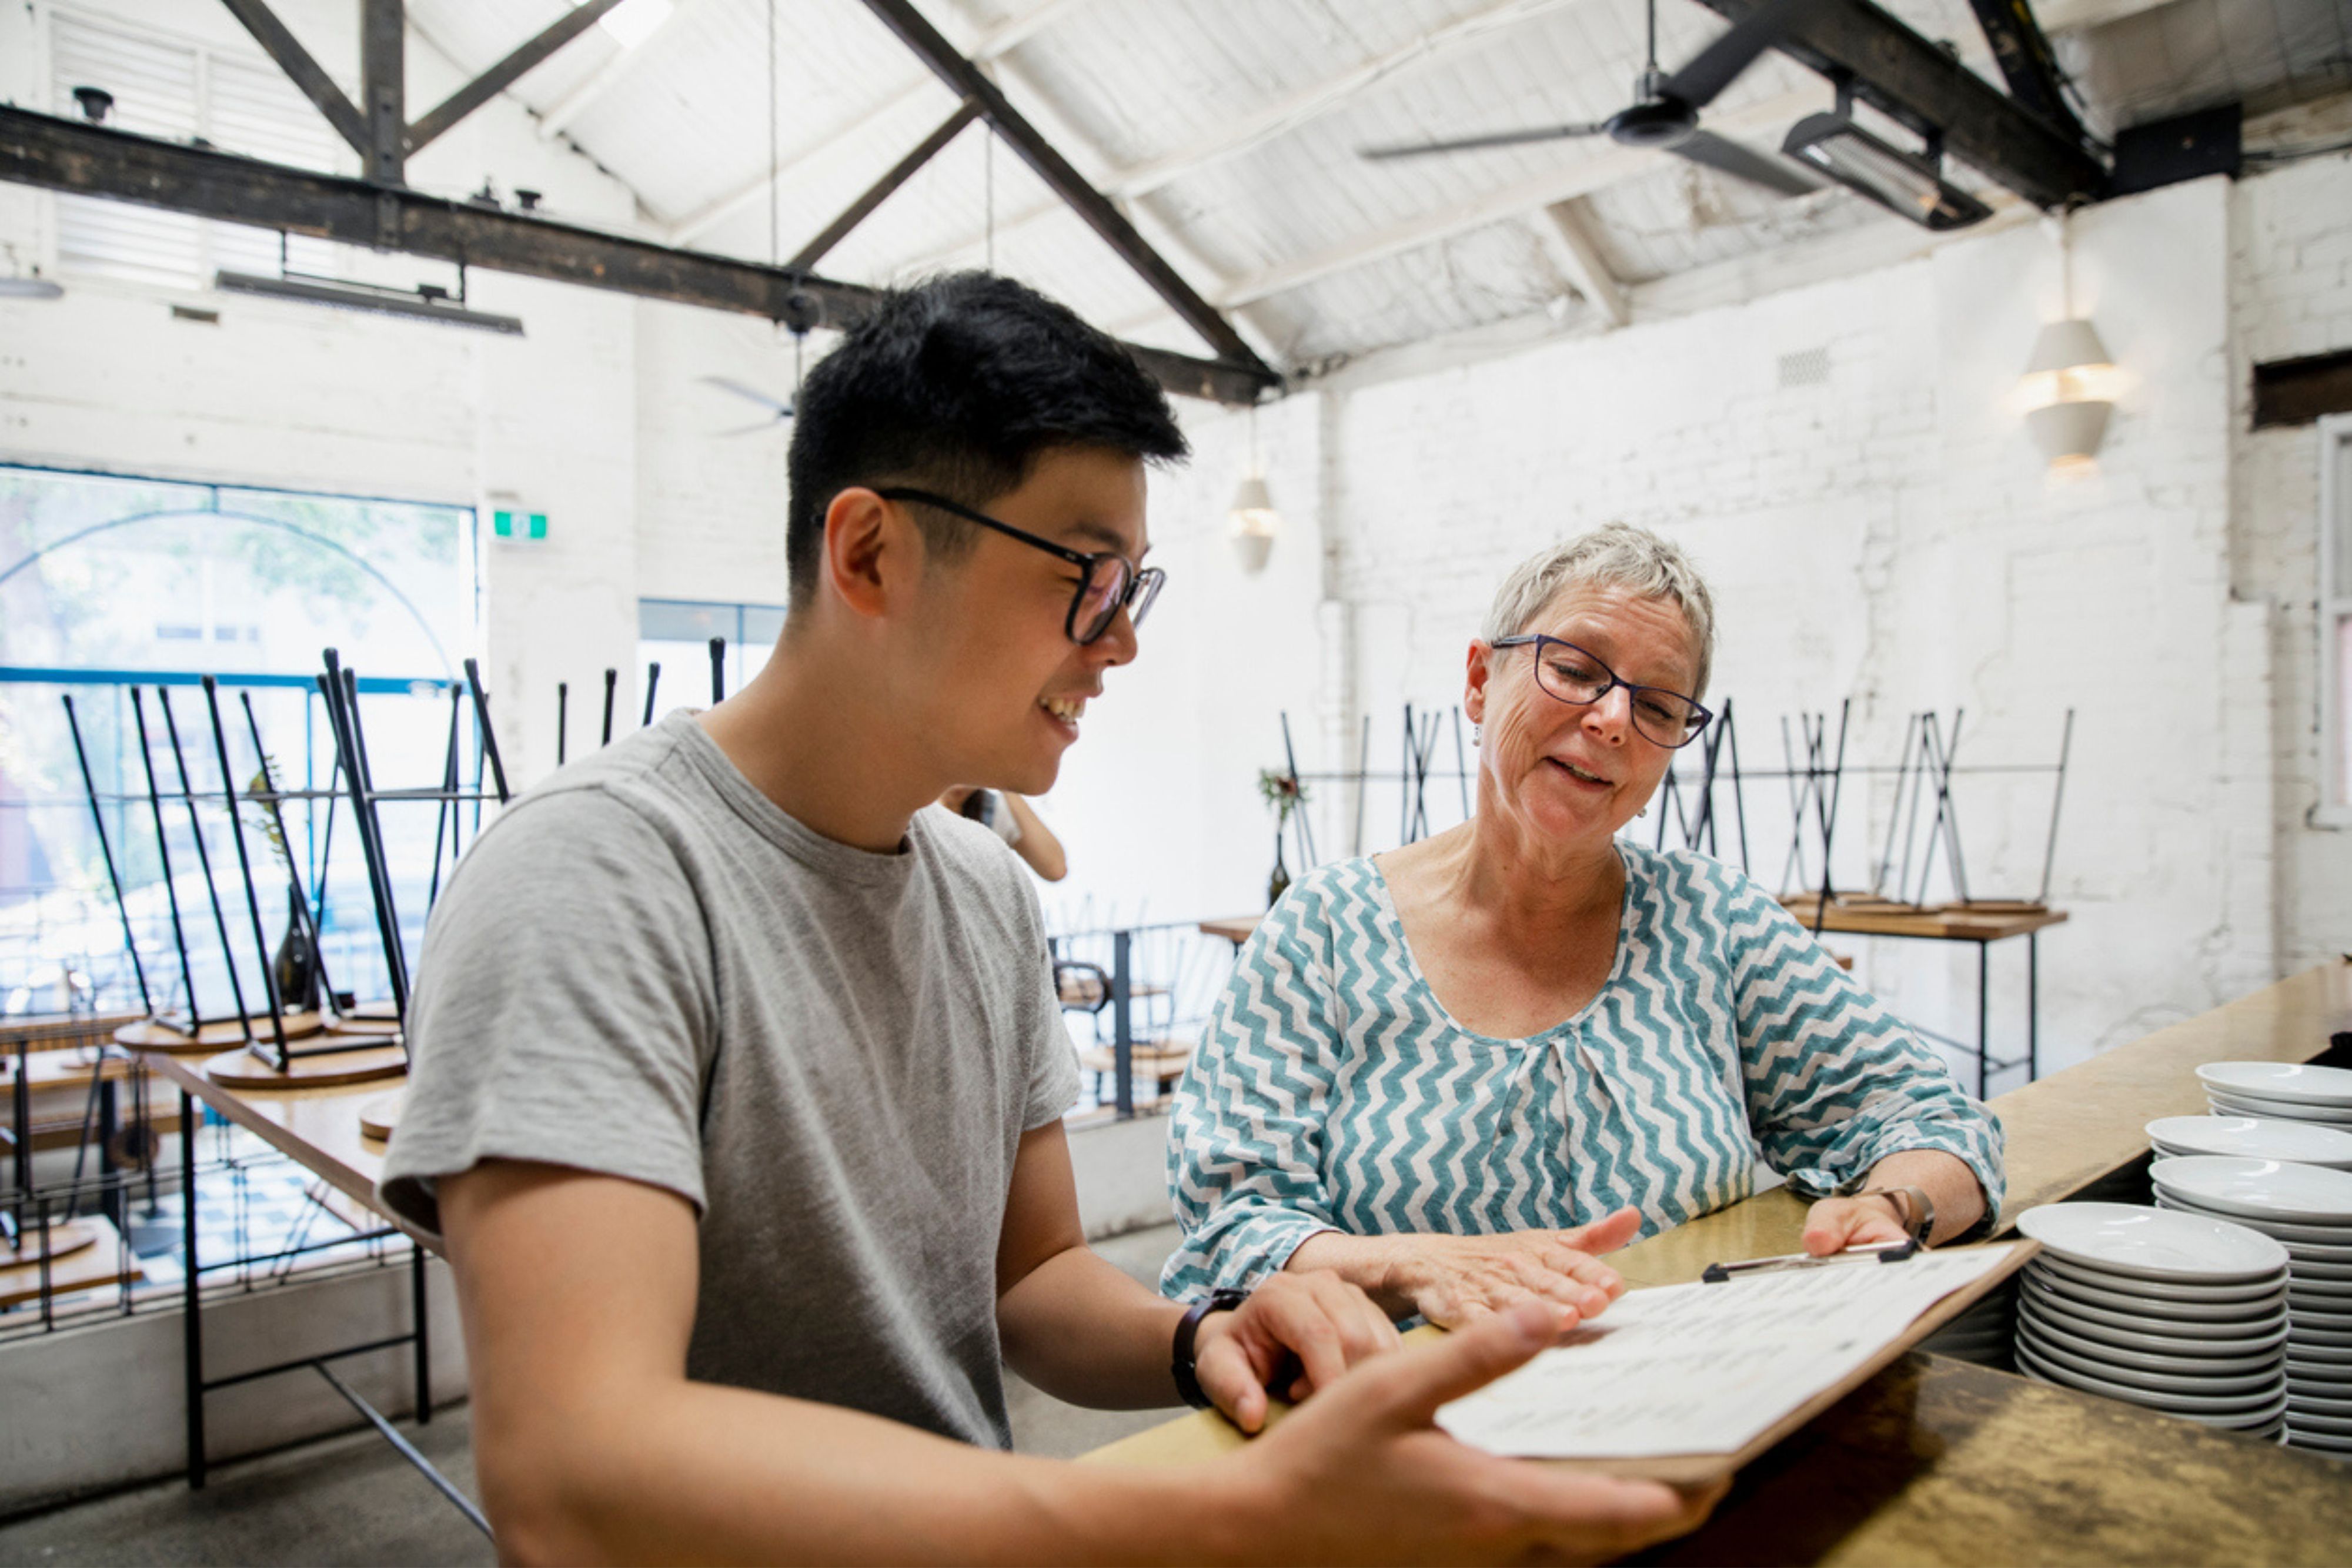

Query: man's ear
[[1464, 639, 1494, 724], [820, 487, 917, 622]]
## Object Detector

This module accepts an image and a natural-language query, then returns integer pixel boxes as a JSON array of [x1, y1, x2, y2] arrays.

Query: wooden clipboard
[[1541, 1238, 2042, 1485]]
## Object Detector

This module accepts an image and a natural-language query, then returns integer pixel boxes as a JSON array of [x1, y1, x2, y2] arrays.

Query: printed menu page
[[1436, 1244, 2017, 1460]]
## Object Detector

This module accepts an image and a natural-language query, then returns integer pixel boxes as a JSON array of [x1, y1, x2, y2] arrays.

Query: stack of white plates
[[2013, 1203, 2290, 1442], [2147, 1115, 2352, 1171], [2149, 1155, 2352, 1457], [2197, 1062, 2352, 1128], [1919, 1282, 2014, 1365]]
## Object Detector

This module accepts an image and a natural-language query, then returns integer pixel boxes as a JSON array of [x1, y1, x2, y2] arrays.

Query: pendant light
[[1228, 403, 1279, 574], [2022, 211, 2117, 471]]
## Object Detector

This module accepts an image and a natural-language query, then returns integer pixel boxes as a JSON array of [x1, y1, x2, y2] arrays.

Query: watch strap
[[1171, 1288, 1249, 1409]]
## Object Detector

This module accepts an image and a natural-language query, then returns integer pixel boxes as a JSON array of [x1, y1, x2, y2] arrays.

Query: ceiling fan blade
[[1663, 128, 1821, 196], [1358, 122, 1608, 160], [700, 375, 793, 413], [1659, 0, 1813, 110], [716, 415, 789, 437]]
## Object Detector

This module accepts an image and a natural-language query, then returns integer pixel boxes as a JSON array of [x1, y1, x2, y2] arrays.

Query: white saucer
[[2020, 1281, 2286, 1340], [2151, 1193, 2352, 1247], [2197, 1062, 2352, 1108], [2285, 1429, 2352, 1452], [2289, 1322, 2352, 1347], [2030, 1253, 2287, 1303], [2023, 1297, 2291, 1359], [2016, 1323, 2284, 1394], [2016, 1346, 2288, 1418], [2025, 1265, 2286, 1319], [2149, 1158, 2352, 1225], [2019, 1315, 2284, 1378], [2207, 1094, 2352, 1126], [2017, 1202, 2292, 1282], [2147, 1115, 2352, 1169], [2286, 1409, 2352, 1436]]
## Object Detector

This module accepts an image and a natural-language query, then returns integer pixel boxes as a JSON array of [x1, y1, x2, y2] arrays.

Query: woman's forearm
[[1864, 1148, 1988, 1242], [1285, 1229, 1416, 1318]]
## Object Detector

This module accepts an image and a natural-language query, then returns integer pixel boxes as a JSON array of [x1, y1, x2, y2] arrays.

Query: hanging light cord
[[984, 126, 996, 272], [766, 0, 780, 270]]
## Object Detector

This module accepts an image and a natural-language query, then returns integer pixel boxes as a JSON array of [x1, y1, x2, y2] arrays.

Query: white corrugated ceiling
[[395, 0, 2352, 369]]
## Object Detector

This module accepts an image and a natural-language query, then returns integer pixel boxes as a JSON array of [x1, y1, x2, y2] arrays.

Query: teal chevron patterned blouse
[[1162, 842, 2004, 1302]]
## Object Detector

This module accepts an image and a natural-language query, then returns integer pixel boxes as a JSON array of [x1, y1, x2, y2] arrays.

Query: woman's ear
[[1464, 639, 1493, 724]]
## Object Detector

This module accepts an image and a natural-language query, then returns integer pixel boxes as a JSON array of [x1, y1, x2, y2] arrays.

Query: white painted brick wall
[[2229, 141, 2352, 977]]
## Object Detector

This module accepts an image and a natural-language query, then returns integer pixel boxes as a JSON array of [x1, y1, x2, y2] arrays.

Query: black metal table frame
[[172, 1084, 489, 1536], [1830, 928, 2042, 1099]]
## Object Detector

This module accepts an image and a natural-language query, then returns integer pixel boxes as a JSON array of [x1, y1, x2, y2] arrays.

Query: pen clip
[[1700, 1236, 1920, 1284]]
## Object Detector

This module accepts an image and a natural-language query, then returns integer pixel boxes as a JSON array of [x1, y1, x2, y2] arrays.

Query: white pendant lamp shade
[[2021, 317, 2116, 469], [2026, 317, 2112, 376], [1228, 473, 1279, 574]]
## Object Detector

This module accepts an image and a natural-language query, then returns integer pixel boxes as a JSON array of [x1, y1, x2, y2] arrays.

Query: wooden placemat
[[202, 1039, 408, 1091], [115, 1009, 328, 1051], [1, 1218, 99, 1268], [355, 1089, 405, 1142]]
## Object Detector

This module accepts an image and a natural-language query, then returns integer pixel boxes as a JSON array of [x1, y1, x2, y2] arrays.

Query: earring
[[1471, 723, 1482, 745]]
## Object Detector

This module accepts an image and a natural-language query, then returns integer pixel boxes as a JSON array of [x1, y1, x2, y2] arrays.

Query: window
[[637, 599, 787, 715], [49, 6, 350, 287], [0, 464, 477, 1013], [2323, 413, 2352, 823]]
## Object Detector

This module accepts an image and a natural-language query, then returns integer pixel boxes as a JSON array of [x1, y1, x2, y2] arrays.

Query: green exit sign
[[491, 509, 547, 540]]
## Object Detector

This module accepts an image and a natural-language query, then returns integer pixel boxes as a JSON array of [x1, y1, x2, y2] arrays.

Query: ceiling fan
[[1358, 0, 1822, 199], [703, 375, 794, 437]]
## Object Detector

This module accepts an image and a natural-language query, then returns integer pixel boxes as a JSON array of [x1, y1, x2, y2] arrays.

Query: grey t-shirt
[[379, 711, 1080, 1449]]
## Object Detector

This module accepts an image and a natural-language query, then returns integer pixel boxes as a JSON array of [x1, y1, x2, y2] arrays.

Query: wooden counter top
[[1085, 961, 2352, 1560]]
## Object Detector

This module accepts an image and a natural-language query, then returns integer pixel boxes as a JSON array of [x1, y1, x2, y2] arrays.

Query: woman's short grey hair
[[1479, 523, 1718, 700]]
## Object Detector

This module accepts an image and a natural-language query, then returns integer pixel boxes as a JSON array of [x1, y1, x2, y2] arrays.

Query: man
[[381, 272, 1716, 1563]]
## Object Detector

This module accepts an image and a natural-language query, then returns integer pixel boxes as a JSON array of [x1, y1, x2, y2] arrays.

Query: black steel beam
[[406, 0, 628, 156], [1965, 0, 2087, 142], [360, 0, 405, 185], [856, 0, 1275, 378], [217, 0, 368, 156], [0, 107, 1276, 404], [790, 100, 981, 272], [1693, 0, 2105, 208]]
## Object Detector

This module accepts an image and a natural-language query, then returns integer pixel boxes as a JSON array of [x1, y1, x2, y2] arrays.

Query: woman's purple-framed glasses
[[1489, 634, 1713, 748], [877, 486, 1164, 646]]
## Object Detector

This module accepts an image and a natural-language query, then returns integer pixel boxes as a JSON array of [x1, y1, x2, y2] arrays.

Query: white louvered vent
[[1777, 347, 1831, 389], [52, 7, 352, 288]]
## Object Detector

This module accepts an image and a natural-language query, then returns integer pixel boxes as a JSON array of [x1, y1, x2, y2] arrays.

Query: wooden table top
[[1197, 915, 1263, 945], [1776, 898, 2072, 942], [141, 1049, 428, 1251], [1085, 961, 2352, 1561], [0, 1213, 142, 1312]]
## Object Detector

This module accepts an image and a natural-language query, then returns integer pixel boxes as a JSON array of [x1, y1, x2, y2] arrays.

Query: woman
[[1164, 524, 2003, 1329]]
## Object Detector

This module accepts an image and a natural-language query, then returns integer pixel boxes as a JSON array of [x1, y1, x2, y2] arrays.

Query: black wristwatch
[[1171, 1288, 1249, 1409]]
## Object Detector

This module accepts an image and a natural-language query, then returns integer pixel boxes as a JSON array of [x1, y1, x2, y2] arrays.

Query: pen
[[1700, 1236, 1920, 1283]]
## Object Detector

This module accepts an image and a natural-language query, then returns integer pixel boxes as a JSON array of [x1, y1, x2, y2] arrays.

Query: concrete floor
[[0, 1225, 1188, 1566]]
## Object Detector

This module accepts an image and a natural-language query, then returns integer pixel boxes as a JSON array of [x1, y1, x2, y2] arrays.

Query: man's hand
[[1227, 1298, 1725, 1565], [1378, 1207, 1642, 1330], [1190, 1271, 1402, 1432]]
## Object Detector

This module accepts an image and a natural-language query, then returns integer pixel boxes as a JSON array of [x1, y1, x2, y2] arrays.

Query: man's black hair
[[784, 271, 1190, 607]]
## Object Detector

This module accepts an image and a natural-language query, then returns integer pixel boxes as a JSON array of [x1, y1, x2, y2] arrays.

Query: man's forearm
[[997, 1243, 1191, 1408], [489, 1373, 1252, 1566]]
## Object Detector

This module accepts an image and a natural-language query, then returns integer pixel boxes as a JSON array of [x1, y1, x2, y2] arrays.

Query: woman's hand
[[1378, 1207, 1643, 1331], [1799, 1193, 1912, 1257]]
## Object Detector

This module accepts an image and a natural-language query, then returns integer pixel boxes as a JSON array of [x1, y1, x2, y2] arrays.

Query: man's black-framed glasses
[[1489, 634, 1713, 749], [877, 486, 1163, 646]]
